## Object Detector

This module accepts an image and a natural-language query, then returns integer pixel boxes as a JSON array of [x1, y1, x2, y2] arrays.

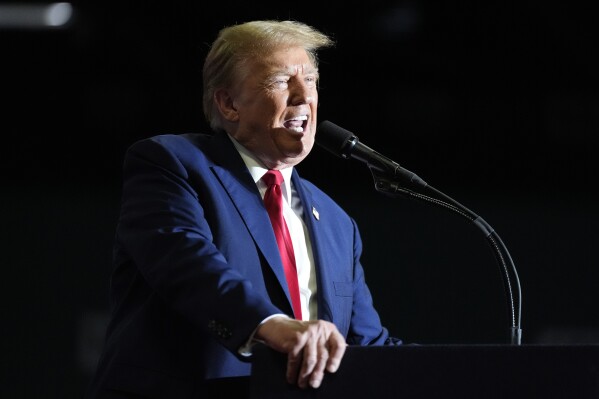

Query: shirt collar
[[228, 134, 293, 203]]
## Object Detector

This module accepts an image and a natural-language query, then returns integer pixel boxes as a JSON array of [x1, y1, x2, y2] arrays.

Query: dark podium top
[[249, 344, 599, 399]]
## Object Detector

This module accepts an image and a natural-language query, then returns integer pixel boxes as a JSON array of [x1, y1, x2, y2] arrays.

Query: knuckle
[[304, 354, 317, 368], [318, 351, 329, 361]]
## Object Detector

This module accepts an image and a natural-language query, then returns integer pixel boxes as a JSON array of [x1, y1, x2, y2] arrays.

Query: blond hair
[[202, 20, 334, 131]]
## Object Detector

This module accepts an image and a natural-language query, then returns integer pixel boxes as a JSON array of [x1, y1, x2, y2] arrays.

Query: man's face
[[226, 46, 319, 170]]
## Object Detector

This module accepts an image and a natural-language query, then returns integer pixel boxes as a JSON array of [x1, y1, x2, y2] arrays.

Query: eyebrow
[[271, 64, 319, 76]]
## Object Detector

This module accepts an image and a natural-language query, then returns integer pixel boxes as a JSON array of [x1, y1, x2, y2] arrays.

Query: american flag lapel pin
[[312, 207, 320, 220]]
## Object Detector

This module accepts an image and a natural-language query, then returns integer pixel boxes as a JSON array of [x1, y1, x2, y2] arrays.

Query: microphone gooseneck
[[316, 120, 523, 345]]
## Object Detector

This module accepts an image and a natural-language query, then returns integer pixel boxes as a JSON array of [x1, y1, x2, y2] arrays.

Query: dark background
[[2, 1, 598, 397]]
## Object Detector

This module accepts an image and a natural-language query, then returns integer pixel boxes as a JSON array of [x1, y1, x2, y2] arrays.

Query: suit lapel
[[291, 171, 335, 323], [208, 132, 292, 306]]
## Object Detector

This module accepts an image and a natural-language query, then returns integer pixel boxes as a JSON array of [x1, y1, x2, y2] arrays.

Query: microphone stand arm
[[372, 172, 522, 345]]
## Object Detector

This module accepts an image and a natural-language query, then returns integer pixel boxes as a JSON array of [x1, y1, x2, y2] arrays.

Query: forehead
[[252, 47, 317, 74]]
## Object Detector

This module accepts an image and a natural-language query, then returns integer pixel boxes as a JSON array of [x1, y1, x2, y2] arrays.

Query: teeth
[[288, 115, 308, 121], [284, 115, 307, 132]]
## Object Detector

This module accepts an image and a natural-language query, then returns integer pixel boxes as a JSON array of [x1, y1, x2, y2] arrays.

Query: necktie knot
[[262, 170, 284, 187]]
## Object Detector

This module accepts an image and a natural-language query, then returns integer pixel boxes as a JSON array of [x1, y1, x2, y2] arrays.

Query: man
[[86, 19, 401, 399]]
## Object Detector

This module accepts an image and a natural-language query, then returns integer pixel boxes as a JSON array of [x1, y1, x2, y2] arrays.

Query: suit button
[[208, 319, 232, 339]]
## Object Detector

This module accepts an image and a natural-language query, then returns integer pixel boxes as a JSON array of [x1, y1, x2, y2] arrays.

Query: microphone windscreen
[[316, 120, 355, 157]]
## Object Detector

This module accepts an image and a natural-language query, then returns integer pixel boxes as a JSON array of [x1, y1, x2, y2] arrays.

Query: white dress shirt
[[229, 135, 318, 321]]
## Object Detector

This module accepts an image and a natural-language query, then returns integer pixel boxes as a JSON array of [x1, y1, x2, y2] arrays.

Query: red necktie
[[262, 170, 303, 320]]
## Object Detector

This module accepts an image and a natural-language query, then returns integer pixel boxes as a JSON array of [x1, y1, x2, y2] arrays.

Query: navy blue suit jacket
[[86, 131, 398, 398]]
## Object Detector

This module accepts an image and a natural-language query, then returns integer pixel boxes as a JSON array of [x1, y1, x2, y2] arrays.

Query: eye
[[305, 74, 318, 87], [267, 75, 289, 89]]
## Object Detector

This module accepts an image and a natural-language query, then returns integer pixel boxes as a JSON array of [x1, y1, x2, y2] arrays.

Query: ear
[[214, 88, 239, 122]]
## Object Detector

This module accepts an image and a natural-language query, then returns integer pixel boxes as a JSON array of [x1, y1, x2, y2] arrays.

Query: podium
[[249, 344, 599, 398]]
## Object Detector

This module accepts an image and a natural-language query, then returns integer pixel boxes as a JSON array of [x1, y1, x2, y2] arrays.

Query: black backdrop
[[2, 1, 598, 397]]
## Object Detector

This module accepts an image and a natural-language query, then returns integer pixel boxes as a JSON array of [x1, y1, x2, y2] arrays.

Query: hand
[[255, 316, 347, 389]]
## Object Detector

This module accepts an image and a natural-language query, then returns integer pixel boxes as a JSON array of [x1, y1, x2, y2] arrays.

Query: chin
[[280, 147, 308, 165]]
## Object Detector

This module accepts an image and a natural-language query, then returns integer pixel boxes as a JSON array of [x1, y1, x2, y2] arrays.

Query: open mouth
[[284, 115, 308, 133]]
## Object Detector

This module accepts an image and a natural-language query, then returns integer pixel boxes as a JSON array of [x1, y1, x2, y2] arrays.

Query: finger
[[325, 332, 347, 373], [297, 331, 318, 388], [308, 334, 329, 388], [286, 348, 303, 385]]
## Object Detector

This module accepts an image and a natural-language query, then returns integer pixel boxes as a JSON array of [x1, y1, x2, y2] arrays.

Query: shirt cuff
[[238, 313, 290, 357]]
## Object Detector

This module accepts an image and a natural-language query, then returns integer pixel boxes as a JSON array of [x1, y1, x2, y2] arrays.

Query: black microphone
[[316, 120, 427, 189]]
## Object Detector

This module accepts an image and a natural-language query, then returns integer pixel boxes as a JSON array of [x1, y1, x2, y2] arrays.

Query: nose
[[289, 80, 315, 106]]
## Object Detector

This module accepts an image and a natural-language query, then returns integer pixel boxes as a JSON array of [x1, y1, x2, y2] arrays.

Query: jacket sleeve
[[113, 136, 282, 357]]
